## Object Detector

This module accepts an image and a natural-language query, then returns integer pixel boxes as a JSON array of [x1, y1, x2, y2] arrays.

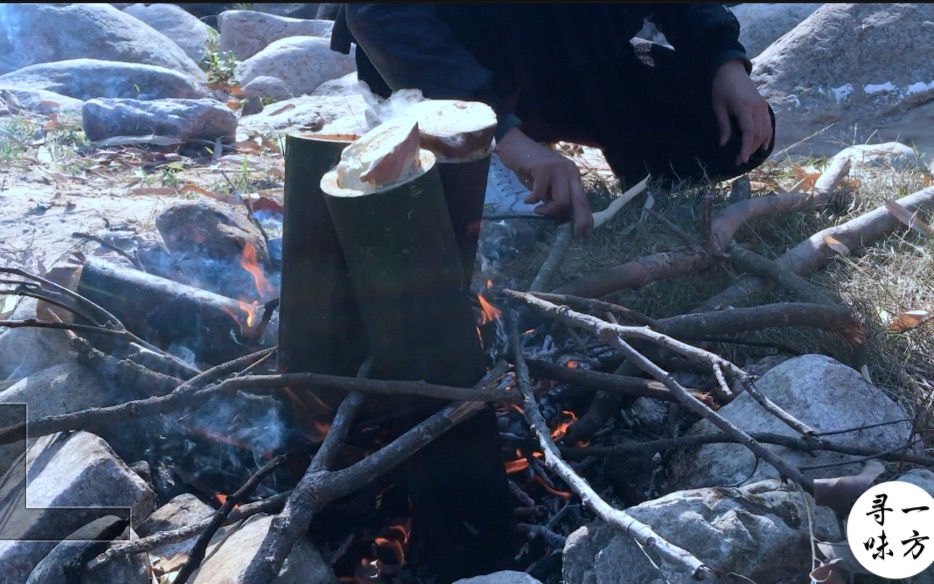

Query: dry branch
[[722, 244, 836, 306], [507, 310, 722, 580], [555, 158, 851, 298], [698, 185, 934, 311]]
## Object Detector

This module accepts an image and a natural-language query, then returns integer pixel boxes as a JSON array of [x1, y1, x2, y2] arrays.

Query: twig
[[644, 208, 701, 247], [517, 523, 567, 549], [528, 291, 660, 328], [219, 169, 270, 246], [530, 222, 572, 293], [796, 436, 929, 471], [309, 357, 372, 473], [506, 309, 721, 580], [591, 175, 650, 230], [173, 455, 289, 584], [723, 244, 836, 306], [243, 297, 279, 342], [71, 232, 144, 271], [506, 290, 816, 490]]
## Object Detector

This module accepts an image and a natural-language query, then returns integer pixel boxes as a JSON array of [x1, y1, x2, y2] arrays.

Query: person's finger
[[569, 174, 593, 237], [758, 106, 773, 152], [524, 169, 548, 205], [735, 109, 756, 165], [714, 102, 732, 147]]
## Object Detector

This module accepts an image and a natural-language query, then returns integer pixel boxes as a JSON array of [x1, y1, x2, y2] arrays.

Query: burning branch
[[505, 309, 722, 580]]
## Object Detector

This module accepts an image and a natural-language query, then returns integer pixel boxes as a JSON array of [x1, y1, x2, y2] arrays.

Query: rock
[[81, 98, 238, 143], [563, 479, 840, 584], [241, 75, 295, 103], [0, 431, 157, 583], [730, 4, 823, 59], [752, 3, 934, 157], [236, 36, 356, 97], [123, 3, 214, 63], [26, 517, 151, 584], [742, 353, 792, 378], [0, 362, 120, 476], [668, 354, 912, 490], [628, 397, 669, 429], [0, 3, 204, 79], [0, 297, 72, 380], [898, 469, 934, 499], [137, 494, 215, 566], [219, 10, 334, 60], [0, 88, 84, 114], [454, 572, 543, 584], [156, 201, 270, 266], [189, 513, 337, 584], [0, 59, 207, 102], [238, 72, 367, 136]]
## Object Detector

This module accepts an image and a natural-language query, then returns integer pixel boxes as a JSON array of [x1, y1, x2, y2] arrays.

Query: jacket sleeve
[[648, 4, 751, 78], [344, 3, 521, 141]]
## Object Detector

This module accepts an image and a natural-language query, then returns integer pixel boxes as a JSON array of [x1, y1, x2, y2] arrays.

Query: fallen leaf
[[813, 460, 885, 516], [226, 98, 241, 111], [816, 541, 874, 575], [793, 166, 822, 192], [809, 558, 847, 584], [889, 309, 932, 332], [233, 139, 264, 154], [129, 187, 177, 196], [268, 103, 296, 117], [884, 199, 934, 237], [823, 235, 850, 255]]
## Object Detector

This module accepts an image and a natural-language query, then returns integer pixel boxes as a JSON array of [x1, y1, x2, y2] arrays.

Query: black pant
[[512, 37, 775, 188]]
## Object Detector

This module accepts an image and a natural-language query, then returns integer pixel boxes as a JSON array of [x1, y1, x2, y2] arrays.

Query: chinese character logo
[[848, 481, 934, 579]]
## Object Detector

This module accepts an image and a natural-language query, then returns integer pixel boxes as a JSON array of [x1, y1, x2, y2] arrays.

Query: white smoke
[[357, 81, 426, 130]]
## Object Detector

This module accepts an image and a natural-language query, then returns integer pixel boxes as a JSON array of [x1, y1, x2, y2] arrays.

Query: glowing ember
[[550, 410, 578, 441], [241, 242, 275, 298], [477, 293, 502, 325], [505, 458, 531, 475], [215, 493, 227, 505], [566, 360, 578, 368]]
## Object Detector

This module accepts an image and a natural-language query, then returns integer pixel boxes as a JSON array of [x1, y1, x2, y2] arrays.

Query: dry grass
[[496, 144, 934, 432]]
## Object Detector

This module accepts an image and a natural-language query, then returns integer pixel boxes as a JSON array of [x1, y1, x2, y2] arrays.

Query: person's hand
[[496, 127, 594, 237], [711, 58, 772, 166]]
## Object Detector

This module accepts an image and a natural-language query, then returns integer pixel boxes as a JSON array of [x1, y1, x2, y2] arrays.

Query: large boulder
[[219, 10, 334, 60], [236, 36, 356, 97], [0, 297, 72, 381], [667, 354, 912, 490], [0, 431, 157, 583], [0, 3, 204, 79], [753, 3, 934, 157], [563, 479, 840, 584], [0, 59, 207, 102], [82, 98, 238, 143], [730, 3, 823, 59], [123, 3, 214, 63], [454, 572, 543, 584], [0, 88, 85, 115]]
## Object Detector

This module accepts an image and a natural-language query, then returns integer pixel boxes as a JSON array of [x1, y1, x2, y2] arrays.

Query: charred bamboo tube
[[279, 133, 368, 378], [77, 257, 275, 366], [322, 146, 516, 581]]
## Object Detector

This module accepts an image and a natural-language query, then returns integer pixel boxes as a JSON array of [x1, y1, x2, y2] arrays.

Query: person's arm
[[344, 4, 520, 141]]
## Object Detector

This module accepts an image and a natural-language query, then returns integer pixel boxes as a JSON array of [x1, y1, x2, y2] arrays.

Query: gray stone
[[0, 432, 156, 583], [189, 513, 337, 584], [82, 98, 238, 143], [219, 10, 334, 61], [628, 397, 669, 430], [0, 297, 73, 381], [137, 494, 215, 567], [0, 59, 207, 102], [238, 72, 367, 137], [454, 571, 543, 584], [898, 469, 934, 499], [752, 3, 934, 158], [0, 88, 84, 114], [730, 4, 823, 59], [241, 75, 295, 103], [236, 36, 355, 98], [563, 479, 840, 584], [26, 517, 151, 584], [156, 201, 270, 266], [668, 354, 912, 490], [0, 3, 204, 79], [123, 3, 214, 63], [0, 362, 121, 476]]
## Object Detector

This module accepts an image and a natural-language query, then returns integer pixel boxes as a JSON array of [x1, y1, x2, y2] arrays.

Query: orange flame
[[215, 493, 227, 505], [550, 410, 578, 441], [566, 360, 578, 368], [241, 242, 275, 298], [477, 294, 502, 325]]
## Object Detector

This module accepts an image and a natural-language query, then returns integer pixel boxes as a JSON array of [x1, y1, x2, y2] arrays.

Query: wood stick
[[591, 175, 649, 230], [528, 292, 659, 328], [722, 244, 836, 306], [506, 310, 721, 580], [530, 222, 573, 293]]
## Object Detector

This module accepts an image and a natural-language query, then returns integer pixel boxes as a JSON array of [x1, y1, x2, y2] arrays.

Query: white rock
[[454, 571, 543, 584], [730, 3, 823, 59], [219, 10, 334, 61], [241, 75, 295, 103], [137, 493, 215, 562], [0, 4, 204, 79], [753, 3, 934, 158], [668, 354, 912, 490], [236, 36, 355, 98], [0, 297, 72, 381], [0, 59, 207, 102], [123, 3, 214, 63], [0, 431, 156, 583], [563, 479, 840, 584]]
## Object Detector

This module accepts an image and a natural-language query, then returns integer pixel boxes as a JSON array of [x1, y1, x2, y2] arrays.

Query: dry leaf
[[268, 103, 296, 117], [816, 541, 874, 575], [813, 460, 885, 516], [226, 98, 241, 111], [793, 166, 821, 192], [809, 558, 848, 584], [130, 187, 177, 196], [180, 184, 216, 197], [233, 139, 264, 154], [884, 199, 934, 237], [823, 235, 850, 255], [889, 309, 932, 332]]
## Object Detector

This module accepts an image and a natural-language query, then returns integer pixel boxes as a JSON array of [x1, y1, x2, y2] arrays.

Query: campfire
[[1, 96, 932, 584]]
